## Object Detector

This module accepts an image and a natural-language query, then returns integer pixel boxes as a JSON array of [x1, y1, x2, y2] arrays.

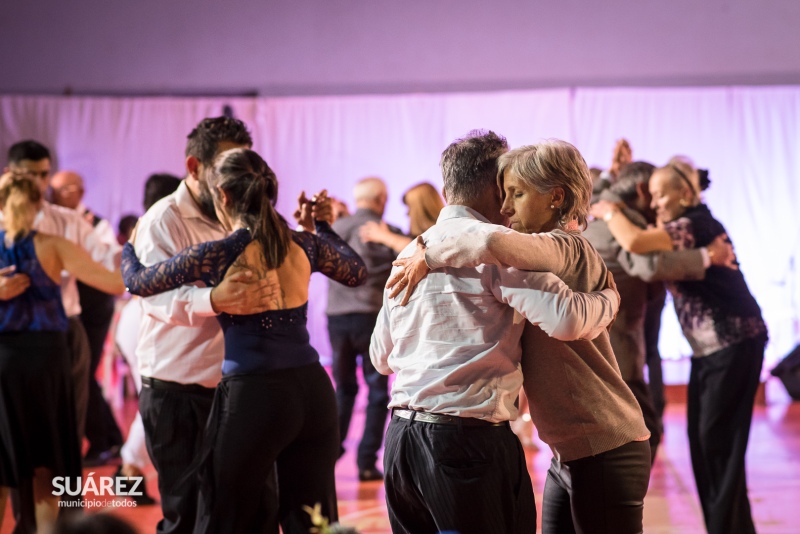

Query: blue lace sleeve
[[122, 229, 253, 297], [293, 222, 367, 287]]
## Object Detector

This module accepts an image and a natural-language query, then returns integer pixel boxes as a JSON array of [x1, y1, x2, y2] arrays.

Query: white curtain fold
[[1, 87, 797, 383]]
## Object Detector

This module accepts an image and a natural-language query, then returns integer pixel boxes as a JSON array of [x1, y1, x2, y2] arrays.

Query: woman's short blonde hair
[[497, 140, 593, 229], [403, 182, 445, 236]]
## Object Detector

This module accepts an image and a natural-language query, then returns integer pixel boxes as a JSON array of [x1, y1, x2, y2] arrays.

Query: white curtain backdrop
[[1, 87, 798, 389]]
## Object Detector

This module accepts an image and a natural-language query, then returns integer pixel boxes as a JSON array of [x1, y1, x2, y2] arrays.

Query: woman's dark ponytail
[[213, 149, 291, 269]]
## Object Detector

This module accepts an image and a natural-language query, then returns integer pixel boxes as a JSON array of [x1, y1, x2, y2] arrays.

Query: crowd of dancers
[[0, 117, 766, 534]]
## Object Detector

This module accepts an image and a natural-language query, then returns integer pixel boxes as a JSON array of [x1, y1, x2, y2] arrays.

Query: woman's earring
[[679, 199, 689, 207], [550, 204, 555, 209]]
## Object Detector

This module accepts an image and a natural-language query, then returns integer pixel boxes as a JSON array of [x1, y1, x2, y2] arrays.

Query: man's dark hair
[[185, 116, 252, 166], [8, 140, 51, 165], [143, 173, 182, 211], [610, 161, 656, 203], [118, 214, 139, 240], [440, 130, 508, 204]]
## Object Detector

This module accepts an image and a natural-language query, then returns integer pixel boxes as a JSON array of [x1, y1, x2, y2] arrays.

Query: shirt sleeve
[[489, 267, 619, 341], [616, 248, 706, 283], [64, 208, 121, 270], [369, 297, 394, 375], [134, 212, 218, 325]]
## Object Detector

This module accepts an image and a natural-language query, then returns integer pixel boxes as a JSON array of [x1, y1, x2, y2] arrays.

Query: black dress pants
[[80, 283, 123, 455], [327, 313, 389, 470], [383, 415, 536, 534], [139, 378, 215, 534], [542, 440, 651, 534], [688, 335, 765, 534]]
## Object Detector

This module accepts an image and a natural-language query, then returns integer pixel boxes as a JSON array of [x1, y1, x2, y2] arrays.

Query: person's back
[[376, 210, 526, 418], [0, 231, 67, 332]]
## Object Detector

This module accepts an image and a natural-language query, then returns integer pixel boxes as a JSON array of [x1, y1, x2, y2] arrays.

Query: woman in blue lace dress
[[0, 174, 125, 533], [122, 148, 366, 534]]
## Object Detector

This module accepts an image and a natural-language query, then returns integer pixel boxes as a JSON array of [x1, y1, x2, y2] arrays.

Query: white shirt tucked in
[[370, 205, 619, 423], [134, 181, 225, 388]]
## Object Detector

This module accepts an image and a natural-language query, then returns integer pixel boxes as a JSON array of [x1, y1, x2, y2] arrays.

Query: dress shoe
[[83, 445, 121, 467], [114, 466, 157, 505], [358, 467, 384, 482]]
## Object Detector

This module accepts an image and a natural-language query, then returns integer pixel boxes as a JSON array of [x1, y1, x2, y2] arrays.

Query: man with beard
[[133, 117, 276, 534]]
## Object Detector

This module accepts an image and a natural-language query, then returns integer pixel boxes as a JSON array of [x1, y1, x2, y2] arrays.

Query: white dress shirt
[[133, 181, 226, 387], [370, 205, 619, 423], [0, 201, 121, 317]]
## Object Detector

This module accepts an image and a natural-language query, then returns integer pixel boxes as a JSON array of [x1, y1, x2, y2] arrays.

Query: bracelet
[[603, 209, 617, 222]]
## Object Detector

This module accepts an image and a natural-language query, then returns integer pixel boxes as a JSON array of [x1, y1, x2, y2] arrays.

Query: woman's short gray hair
[[497, 140, 593, 229]]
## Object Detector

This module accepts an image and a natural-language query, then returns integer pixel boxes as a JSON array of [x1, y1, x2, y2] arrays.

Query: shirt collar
[[436, 204, 491, 224], [174, 180, 211, 221]]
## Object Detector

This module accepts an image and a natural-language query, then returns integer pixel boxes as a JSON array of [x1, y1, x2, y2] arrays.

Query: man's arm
[[618, 233, 735, 282], [490, 268, 618, 341], [369, 297, 395, 375]]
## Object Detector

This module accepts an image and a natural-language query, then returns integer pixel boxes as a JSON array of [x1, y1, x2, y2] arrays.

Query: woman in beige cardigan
[[390, 140, 651, 534]]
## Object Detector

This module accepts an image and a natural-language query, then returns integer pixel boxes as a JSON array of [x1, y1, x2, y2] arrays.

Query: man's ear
[[635, 181, 648, 200], [186, 156, 200, 180], [442, 188, 448, 203]]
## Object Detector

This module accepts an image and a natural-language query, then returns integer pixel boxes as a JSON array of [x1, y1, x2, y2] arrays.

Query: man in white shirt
[[370, 130, 620, 534], [133, 117, 276, 534], [50, 169, 125, 465]]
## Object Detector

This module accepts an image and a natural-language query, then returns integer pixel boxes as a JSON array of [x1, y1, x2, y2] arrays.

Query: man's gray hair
[[440, 130, 508, 204]]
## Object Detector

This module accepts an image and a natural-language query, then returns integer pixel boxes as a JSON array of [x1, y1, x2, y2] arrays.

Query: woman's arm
[[360, 221, 413, 254], [591, 201, 673, 253], [305, 221, 367, 287], [54, 237, 125, 295], [121, 229, 252, 297], [425, 226, 577, 275]]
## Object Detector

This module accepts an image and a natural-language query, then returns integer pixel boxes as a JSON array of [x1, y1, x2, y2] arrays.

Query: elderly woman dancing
[[591, 158, 767, 534], [391, 140, 651, 534]]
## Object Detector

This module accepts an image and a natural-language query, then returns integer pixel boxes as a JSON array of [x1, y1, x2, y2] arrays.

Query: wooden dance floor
[[3, 386, 800, 533]]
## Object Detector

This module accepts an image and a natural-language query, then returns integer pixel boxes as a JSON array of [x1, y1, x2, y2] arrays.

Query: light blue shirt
[[370, 205, 619, 422]]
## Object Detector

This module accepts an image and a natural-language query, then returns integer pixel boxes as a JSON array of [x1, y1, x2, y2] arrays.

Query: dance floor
[[3, 382, 800, 533]]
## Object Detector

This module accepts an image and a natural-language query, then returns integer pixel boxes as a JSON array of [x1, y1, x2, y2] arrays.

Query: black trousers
[[327, 313, 389, 470], [80, 284, 123, 455], [139, 378, 215, 534], [195, 363, 338, 534], [383, 415, 536, 534], [688, 335, 765, 534], [644, 283, 667, 422], [542, 440, 651, 534], [625, 377, 662, 465]]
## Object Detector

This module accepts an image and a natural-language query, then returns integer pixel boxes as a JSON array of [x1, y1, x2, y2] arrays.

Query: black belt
[[393, 408, 507, 427], [141, 376, 215, 395]]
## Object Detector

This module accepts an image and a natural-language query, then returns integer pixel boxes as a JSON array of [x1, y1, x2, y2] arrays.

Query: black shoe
[[83, 445, 122, 467], [358, 468, 384, 482], [114, 466, 157, 506]]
